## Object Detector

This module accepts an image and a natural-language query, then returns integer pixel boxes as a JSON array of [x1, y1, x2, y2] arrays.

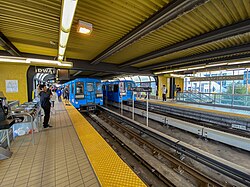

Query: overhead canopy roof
[[0, 0, 250, 78]]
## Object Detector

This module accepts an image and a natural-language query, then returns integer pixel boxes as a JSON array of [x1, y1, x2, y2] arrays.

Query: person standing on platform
[[162, 85, 167, 101], [64, 86, 70, 105], [39, 85, 52, 128], [56, 88, 62, 102], [176, 85, 181, 100], [176, 85, 181, 93]]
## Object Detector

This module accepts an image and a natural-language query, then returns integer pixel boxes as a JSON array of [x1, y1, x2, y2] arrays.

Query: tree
[[226, 83, 247, 94]]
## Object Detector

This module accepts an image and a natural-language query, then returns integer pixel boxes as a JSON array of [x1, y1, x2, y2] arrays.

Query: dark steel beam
[[120, 19, 250, 67], [0, 32, 21, 56], [140, 43, 250, 71], [90, 0, 208, 65], [70, 58, 147, 74], [154, 53, 250, 73]]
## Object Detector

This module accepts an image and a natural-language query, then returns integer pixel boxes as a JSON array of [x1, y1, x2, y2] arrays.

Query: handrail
[[177, 92, 250, 109]]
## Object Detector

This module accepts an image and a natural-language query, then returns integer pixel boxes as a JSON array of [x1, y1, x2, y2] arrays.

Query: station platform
[[138, 98, 250, 119], [0, 102, 146, 187]]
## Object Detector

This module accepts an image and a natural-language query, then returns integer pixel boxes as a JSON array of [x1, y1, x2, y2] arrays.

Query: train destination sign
[[131, 87, 152, 92], [190, 75, 244, 82]]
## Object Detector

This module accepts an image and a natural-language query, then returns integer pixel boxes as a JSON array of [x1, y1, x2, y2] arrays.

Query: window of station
[[184, 69, 249, 95], [87, 83, 94, 92], [116, 75, 157, 97], [96, 82, 102, 93], [76, 82, 84, 95]]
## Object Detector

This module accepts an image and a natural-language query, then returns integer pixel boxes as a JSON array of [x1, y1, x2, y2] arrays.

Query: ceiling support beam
[[0, 32, 21, 56], [140, 43, 250, 71], [120, 19, 250, 67], [73, 71, 82, 77], [154, 53, 250, 73], [90, 0, 208, 65], [71, 58, 147, 74]]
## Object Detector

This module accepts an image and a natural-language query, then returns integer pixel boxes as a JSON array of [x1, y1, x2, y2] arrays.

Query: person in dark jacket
[[39, 85, 52, 128]]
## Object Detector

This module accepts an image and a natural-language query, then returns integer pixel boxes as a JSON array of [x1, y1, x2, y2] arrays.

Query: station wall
[[0, 63, 29, 103]]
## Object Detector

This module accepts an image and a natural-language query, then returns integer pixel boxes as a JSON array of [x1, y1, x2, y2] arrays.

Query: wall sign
[[35, 67, 56, 74], [6, 80, 18, 93], [190, 75, 244, 82]]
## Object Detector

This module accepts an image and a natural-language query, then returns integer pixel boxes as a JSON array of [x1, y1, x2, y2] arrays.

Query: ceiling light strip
[[58, 0, 78, 63]]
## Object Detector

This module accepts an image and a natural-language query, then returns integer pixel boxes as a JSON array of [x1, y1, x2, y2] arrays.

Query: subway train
[[103, 80, 136, 103], [65, 78, 103, 111]]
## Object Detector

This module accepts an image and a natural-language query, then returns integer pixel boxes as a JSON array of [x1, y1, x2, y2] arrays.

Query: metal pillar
[[132, 91, 135, 120], [120, 95, 123, 115], [247, 69, 249, 95], [146, 92, 149, 127]]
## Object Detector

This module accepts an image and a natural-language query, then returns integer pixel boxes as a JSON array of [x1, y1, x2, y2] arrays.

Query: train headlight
[[75, 95, 84, 99], [96, 94, 103, 98]]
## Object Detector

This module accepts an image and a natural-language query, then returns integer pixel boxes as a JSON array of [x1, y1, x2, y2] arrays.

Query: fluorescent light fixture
[[154, 70, 173, 75], [205, 63, 227, 67], [173, 68, 187, 72], [228, 60, 250, 65], [0, 56, 72, 67], [59, 31, 69, 48], [58, 61, 73, 67], [26, 58, 58, 65], [187, 66, 206, 70], [59, 46, 66, 56], [58, 55, 64, 61], [170, 74, 185, 78], [0, 57, 27, 64], [77, 20, 93, 35], [61, 0, 78, 32]]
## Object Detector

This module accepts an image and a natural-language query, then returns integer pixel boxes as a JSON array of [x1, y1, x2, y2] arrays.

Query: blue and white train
[[103, 80, 136, 103], [65, 78, 103, 111]]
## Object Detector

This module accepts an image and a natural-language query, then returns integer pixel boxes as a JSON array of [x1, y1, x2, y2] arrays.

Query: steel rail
[[97, 112, 223, 187], [98, 106, 250, 186], [134, 101, 250, 136]]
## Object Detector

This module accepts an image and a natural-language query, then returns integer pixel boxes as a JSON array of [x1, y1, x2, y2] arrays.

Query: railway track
[[133, 100, 250, 136], [87, 106, 250, 186]]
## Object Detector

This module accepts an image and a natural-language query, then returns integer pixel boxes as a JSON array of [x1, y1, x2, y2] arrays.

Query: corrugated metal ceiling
[[66, 0, 172, 60], [0, 0, 60, 56], [0, 0, 250, 73], [134, 32, 250, 68], [105, 0, 250, 64]]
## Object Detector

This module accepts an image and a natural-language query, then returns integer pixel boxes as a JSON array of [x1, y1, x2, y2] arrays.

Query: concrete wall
[[0, 63, 29, 103]]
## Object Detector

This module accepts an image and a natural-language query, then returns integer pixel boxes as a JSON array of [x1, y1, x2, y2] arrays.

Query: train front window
[[114, 84, 119, 92], [96, 82, 102, 94], [76, 82, 84, 95], [127, 82, 133, 91], [87, 83, 94, 92]]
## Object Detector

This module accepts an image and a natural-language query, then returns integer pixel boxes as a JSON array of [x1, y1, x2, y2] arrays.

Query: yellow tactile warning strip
[[65, 104, 146, 187], [140, 99, 250, 119]]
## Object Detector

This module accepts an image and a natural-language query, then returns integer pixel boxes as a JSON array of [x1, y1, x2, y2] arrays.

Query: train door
[[126, 81, 133, 99], [95, 82, 102, 102], [70, 82, 75, 104], [86, 82, 95, 103], [119, 82, 126, 101]]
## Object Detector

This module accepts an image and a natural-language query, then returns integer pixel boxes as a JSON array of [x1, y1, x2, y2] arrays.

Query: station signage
[[190, 75, 244, 82], [131, 87, 152, 92], [35, 67, 56, 74]]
